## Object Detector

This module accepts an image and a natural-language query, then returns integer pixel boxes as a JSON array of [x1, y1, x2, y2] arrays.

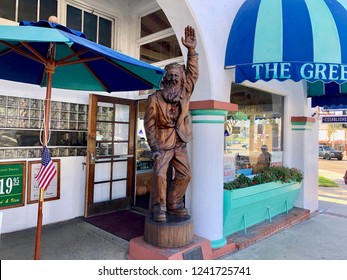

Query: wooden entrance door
[[84, 94, 136, 217]]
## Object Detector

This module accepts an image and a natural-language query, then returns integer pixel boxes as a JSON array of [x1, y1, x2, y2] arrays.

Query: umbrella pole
[[34, 188, 45, 260], [34, 69, 53, 260]]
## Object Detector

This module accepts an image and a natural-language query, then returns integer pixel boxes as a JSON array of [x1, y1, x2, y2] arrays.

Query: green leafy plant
[[224, 166, 303, 190]]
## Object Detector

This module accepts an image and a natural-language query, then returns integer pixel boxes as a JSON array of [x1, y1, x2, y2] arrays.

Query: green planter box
[[223, 181, 301, 237]]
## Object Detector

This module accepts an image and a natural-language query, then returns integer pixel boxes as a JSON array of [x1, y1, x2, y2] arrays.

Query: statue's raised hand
[[181, 25, 196, 54]]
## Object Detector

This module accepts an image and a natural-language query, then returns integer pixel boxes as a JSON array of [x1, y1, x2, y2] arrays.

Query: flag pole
[[34, 55, 55, 260]]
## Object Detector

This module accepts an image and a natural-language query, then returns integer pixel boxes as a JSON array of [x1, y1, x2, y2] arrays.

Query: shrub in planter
[[224, 165, 303, 190], [223, 166, 304, 236]]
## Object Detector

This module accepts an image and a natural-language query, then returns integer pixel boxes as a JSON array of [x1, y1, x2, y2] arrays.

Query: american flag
[[35, 146, 57, 190]]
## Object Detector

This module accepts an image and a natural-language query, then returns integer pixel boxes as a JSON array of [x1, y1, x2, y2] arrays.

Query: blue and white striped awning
[[308, 81, 347, 107], [225, 0, 347, 85]]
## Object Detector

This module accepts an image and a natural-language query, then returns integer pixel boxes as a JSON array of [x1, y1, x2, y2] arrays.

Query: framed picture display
[[0, 161, 26, 209], [27, 159, 61, 204]]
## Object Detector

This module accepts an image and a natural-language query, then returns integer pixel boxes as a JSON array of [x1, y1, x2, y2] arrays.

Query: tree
[[326, 123, 344, 148]]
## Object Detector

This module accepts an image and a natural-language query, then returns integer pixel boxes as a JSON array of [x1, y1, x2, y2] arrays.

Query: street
[[318, 157, 347, 176], [318, 157, 346, 215]]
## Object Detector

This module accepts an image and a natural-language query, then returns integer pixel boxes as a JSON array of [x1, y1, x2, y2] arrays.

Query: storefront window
[[224, 85, 284, 180]]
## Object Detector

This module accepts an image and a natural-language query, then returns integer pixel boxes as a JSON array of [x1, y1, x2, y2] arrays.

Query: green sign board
[[0, 161, 26, 209]]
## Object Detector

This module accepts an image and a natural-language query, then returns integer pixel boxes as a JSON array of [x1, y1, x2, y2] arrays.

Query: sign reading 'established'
[[235, 62, 347, 84], [322, 116, 347, 124], [0, 161, 26, 209]]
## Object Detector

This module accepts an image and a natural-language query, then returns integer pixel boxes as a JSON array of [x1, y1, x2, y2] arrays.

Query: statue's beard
[[162, 81, 181, 103]]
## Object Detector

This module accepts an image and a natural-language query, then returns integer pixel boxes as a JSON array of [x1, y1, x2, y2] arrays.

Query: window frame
[[0, 0, 58, 22], [64, 1, 117, 49], [137, 8, 183, 67]]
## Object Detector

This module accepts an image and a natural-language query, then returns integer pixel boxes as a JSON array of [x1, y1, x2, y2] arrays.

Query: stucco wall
[[0, 81, 90, 234], [1, 157, 86, 233]]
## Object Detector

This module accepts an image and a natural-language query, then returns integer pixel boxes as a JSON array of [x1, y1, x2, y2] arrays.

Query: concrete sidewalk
[[0, 217, 129, 260], [0, 169, 346, 260]]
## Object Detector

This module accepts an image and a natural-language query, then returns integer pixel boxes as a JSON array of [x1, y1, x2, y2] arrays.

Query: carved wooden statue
[[144, 26, 199, 223]]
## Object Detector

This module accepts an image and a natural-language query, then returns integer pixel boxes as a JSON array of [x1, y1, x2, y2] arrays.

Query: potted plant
[[223, 166, 303, 236]]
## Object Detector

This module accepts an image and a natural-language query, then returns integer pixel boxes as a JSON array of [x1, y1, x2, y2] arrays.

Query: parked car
[[319, 145, 343, 160]]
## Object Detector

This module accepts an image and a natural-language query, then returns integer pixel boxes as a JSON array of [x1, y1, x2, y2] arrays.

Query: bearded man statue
[[144, 26, 199, 222]]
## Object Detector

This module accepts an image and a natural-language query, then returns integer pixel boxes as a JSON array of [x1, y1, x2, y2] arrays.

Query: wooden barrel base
[[144, 215, 194, 248]]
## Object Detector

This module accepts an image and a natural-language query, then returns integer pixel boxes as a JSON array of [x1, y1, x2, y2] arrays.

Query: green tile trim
[[190, 109, 228, 116], [192, 120, 225, 124], [292, 128, 310, 131], [291, 122, 314, 125], [211, 237, 227, 249]]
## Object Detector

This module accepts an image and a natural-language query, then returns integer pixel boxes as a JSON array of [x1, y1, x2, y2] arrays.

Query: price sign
[[0, 161, 26, 209]]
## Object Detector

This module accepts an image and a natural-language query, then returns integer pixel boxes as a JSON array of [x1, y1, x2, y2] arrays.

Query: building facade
[[0, 0, 319, 249]]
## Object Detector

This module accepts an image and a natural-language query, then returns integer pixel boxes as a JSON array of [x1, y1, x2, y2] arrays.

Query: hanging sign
[[0, 161, 26, 209], [321, 116, 347, 124]]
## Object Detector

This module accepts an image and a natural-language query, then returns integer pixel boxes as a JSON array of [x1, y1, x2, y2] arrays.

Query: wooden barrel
[[144, 215, 194, 248]]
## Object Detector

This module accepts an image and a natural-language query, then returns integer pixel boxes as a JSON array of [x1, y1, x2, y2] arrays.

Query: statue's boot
[[168, 207, 189, 216], [168, 201, 189, 217], [152, 204, 167, 222]]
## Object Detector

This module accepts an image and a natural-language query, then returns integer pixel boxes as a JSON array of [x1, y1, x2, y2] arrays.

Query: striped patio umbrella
[[0, 20, 165, 259], [225, 0, 347, 88]]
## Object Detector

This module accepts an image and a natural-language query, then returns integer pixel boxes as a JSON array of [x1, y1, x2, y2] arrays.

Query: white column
[[190, 109, 227, 249], [290, 117, 319, 212]]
